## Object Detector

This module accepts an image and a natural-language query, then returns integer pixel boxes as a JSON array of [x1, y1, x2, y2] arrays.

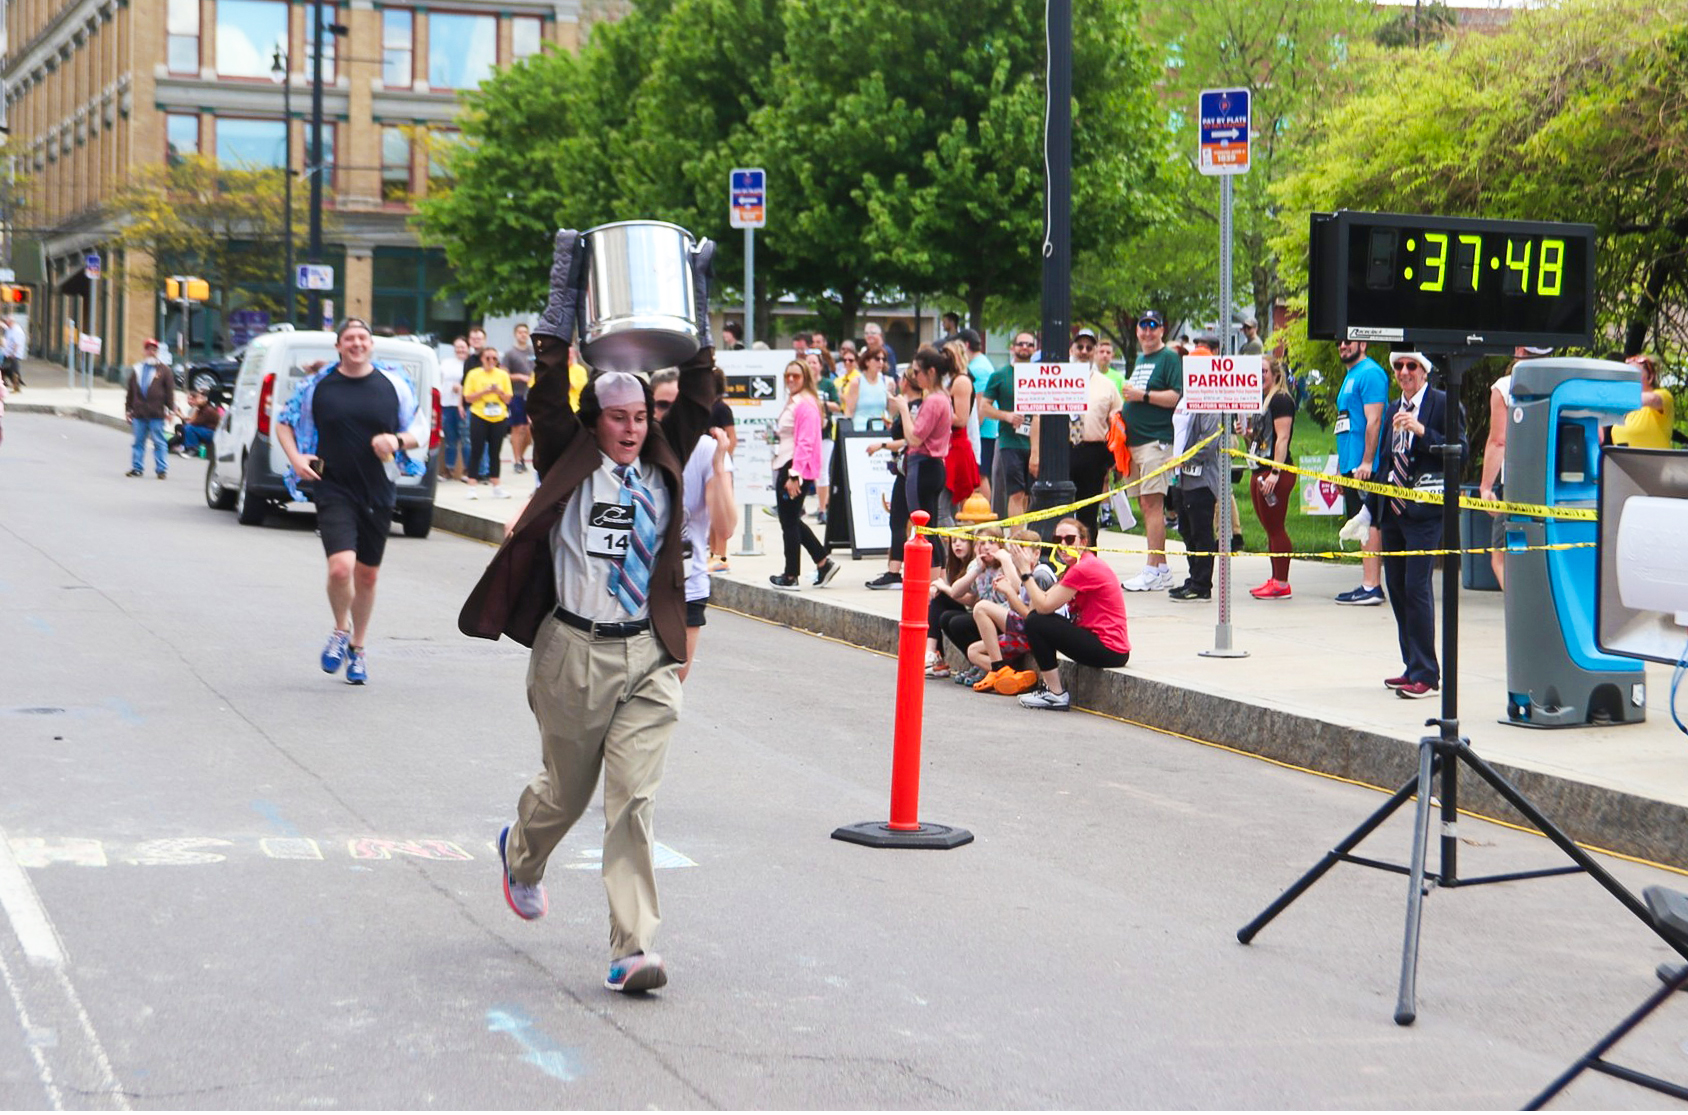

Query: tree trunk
[[967, 288, 987, 336], [839, 285, 861, 344], [1624, 219, 1686, 355]]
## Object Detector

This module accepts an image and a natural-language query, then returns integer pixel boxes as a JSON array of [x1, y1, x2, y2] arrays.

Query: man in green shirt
[[979, 330, 1037, 518], [1120, 309, 1183, 592]]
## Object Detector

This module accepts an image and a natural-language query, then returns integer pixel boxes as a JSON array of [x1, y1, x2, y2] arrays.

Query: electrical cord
[[1667, 634, 1681, 738]]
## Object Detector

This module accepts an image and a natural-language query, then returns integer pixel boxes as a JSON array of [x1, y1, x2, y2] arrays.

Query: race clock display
[[1308, 211, 1596, 350]]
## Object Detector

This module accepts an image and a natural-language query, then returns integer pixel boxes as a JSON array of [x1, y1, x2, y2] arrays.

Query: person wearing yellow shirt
[[1612, 354, 1675, 450], [568, 342, 589, 414], [463, 346, 515, 499]]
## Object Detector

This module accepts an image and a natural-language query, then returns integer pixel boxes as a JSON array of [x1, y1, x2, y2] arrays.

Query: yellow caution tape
[[1223, 448, 1597, 522], [943, 430, 1222, 534], [917, 520, 1594, 561]]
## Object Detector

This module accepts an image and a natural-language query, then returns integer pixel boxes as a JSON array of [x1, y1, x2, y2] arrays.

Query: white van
[[203, 330, 443, 537]]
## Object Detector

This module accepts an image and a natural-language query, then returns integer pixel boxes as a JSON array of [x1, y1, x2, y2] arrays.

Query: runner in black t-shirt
[[276, 319, 416, 685]]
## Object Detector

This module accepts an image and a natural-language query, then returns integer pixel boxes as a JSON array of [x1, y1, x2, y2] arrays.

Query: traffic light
[[0, 285, 29, 305], [165, 276, 209, 301]]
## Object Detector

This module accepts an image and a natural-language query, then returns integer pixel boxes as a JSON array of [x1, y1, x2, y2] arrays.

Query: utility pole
[[272, 46, 295, 326], [308, 0, 326, 329], [1029, 0, 1075, 533]]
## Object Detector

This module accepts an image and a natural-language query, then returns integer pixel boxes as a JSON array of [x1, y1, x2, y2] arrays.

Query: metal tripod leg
[[1237, 758, 1429, 945], [1395, 738, 1441, 1026]]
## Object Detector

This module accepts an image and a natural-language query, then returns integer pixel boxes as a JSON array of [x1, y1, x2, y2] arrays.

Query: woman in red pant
[[1248, 356, 1297, 599]]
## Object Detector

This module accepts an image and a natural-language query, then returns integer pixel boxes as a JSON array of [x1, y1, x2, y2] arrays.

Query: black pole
[[275, 47, 295, 327], [1435, 354, 1471, 883], [308, 0, 325, 330], [1029, 0, 1075, 535]]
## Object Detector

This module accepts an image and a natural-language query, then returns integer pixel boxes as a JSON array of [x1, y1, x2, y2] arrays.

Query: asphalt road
[[3, 411, 1687, 1110]]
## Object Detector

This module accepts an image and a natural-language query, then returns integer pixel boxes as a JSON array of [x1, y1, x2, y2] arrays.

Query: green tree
[[106, 155, 303, 314], [1138, 0, 1385, 335], [1274, 0, 1688, 381]]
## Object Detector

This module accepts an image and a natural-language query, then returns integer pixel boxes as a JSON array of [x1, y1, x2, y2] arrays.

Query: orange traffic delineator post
[[832, 511, 975, 851]]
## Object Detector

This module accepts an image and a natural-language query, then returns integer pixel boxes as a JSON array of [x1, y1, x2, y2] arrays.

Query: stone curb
[[707, 576, 1688, 872], [10, 402, 130, 434]]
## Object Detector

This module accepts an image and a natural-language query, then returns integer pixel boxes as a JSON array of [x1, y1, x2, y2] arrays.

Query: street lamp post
[[308, 0, 326, 330], [1029, 0, 1076, 532], [270, 46, 295, 326]]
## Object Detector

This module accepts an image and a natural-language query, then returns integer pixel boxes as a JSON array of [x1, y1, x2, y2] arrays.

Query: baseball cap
[[143, 337, 159, 347], [1139, 310, 1166, 327], [1074, 327, 1098, 342], [1521, 346, 1553, 356]]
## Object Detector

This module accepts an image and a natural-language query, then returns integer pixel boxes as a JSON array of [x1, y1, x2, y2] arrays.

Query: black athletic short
[[313, 484, 393, 566], [686, 597, 709, 628]]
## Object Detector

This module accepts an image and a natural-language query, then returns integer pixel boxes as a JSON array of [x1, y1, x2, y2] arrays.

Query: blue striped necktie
[[610, 464, 658, 615], [1388, 401, 1416, 516]]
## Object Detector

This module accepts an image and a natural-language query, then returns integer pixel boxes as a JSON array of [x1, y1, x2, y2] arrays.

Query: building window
[[216, 0, 288, 78], [167, 0, 200, 73], [166, 114, 200, 166], [304, 4, 341, 85], [382, 9, 413, 88], [427, 13, 496, 89], [426, 128, 461, 195], [381, 126, 411, 203], [217, 117, 287, 169], [512, 16, 543, 60]]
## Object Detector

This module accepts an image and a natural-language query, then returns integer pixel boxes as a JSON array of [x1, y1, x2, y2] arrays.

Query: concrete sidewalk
[[19, 371, 1688, 871]]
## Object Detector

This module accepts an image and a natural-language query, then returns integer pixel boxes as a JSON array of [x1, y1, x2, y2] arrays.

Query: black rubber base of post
[[831, 821, 975, 850]]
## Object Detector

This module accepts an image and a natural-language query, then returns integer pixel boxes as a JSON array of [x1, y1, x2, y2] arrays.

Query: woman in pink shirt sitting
[[1012, 517, 1130, 711], [770, 360, 841, 589]]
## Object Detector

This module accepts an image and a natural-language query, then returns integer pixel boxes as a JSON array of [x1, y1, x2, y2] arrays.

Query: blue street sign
[[1198, 88, 1251, 176], [730, 168, 766, 229], [296, 264, 335, 291], [85, 253, 102, 280]]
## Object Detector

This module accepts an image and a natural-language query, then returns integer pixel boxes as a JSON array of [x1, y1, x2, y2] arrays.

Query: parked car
[[175, 350, 242, 399], [203, 331, 443, 537]]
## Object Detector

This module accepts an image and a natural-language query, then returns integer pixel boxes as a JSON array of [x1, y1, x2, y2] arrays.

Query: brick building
[[2, 0, 605, 372]]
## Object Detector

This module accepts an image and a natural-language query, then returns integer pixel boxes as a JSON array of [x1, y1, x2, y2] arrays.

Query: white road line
[[0, 825, 131, 1110], [0, 824, 64, 967]]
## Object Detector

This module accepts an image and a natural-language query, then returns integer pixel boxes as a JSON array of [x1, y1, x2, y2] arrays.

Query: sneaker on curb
[[769, 573, 799, 589], [320, 629, 351, 674], [1168, 584, 1211, 602], [1335, 585, 1385, 606], [498, 825, 548, 921], [465, 488, 480, 500], [157, 472, 168, 480], [125, 469, 143, 477], [513, 460, 528, 474], [1383, 675, 1412, 690], [924, 658, 951, 679], [1019, 687, 1071, 711], [953, 666, 986, 687], [973, 666, 1011, 692], [994, 669, 1041, 696], [490, 487, 512, 499], [813, 559, 841, 588], [605, 951, 667, 993], [345, 647, 368, 685], [865, 572, 902, 590], [1397, 680, 1439, 699], [1121, 567, 1165, 592], [707, 556, 730, 573], [1250, 579, 1293, 600]]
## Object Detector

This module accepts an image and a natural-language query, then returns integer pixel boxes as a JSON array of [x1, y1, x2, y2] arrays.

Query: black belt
[[554, 606, 650, 639]]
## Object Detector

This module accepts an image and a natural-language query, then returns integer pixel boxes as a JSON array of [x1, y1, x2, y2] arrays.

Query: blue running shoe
[[498, 825, 547, 921], [605, 951, 667, 993], [320, 629, 350, 673], [345, 647, 368, 685]]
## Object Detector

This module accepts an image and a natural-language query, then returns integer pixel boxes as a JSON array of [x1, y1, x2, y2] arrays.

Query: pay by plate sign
[[1182, 354, 1261, 412], [1013, 362, 1090, 414]]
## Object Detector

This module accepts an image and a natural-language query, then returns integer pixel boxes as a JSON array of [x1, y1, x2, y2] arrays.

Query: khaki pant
[[507, 616, 682, 960]]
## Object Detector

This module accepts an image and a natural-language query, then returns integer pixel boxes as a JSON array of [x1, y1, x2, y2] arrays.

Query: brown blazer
[[458, 335, 718, 660], [125, 361, 175, 421]]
